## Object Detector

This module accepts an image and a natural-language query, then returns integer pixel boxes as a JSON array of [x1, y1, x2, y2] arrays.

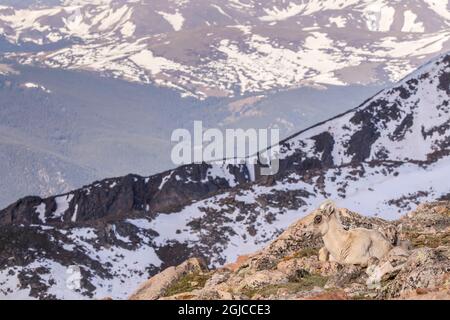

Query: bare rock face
[[131, 201, 450, 300]]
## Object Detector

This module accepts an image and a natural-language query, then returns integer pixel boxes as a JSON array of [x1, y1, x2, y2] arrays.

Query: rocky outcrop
[[131, 201, 450, 300], [129, 258, 208, 300]]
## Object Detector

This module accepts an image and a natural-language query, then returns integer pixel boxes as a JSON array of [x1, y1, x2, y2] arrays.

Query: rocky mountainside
[[129, 201, 450, 300], [0, 52, 449, 299], [0, 0, 449, 99]]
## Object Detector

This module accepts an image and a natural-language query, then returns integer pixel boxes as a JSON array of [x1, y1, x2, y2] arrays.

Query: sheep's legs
[[319, 247, 330, 262]]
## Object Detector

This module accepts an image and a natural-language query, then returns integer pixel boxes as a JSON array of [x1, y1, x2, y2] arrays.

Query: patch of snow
[[423, 0, 450, 20], [329, 16, 346, 28], [21, 82, 51, 93], [205, 164, 238, 187], [71, 204, 78, 223], [211, 4, 232, 19], [157, 10, 184, 31], [68, 227, 97, 241], [34, 203, 46, 223], [129, 49, 185, 75], [401, 10, 425, 33], [364, 3, 395, 32], [52, 194, 74, 220], [260, 0, 360, 21], [62, 243, 75, 251], [150, 203, 210, 246], [260, 3, 304, 22], [23, 82, 39, 88], [158, 171, 174, 190], [126, 218, 153, 230], [121, 21, 135, 37]]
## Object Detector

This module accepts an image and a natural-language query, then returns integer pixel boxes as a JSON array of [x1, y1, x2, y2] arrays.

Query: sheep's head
[[312, 200, 337, 236]]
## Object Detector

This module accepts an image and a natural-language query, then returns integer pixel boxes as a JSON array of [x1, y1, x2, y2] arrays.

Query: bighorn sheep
[[312, 200, 392, 266]]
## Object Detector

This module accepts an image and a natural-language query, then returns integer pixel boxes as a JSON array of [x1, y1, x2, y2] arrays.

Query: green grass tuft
[[163, 272, 211, 297], [242, 274, 328, 298]]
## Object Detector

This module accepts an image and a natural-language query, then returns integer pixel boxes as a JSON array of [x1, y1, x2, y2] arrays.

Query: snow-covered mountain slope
[[0, 0, 449, 98], [278, 51, 450, 167], [0, 52, 448, 299]]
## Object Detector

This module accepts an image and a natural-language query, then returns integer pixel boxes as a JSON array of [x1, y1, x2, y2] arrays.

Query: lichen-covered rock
[[325, 265, 366, 289], [276, 255, 340, 280], [223, 255, 251, 272], [161, 288, 239, 301], [366, 247, 411, 288], [129, 258, 208, 300], [380, 247, 450, 298], [204, 271, 231, 288], [238, 270, 289, 292], [396, 288, 450, 300]]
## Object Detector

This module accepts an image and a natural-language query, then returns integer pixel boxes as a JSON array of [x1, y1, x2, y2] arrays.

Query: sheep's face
[[312, 200, 336, 236]]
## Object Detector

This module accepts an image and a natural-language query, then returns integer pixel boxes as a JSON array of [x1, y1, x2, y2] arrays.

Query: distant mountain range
[[0, 51, 448, 299], [0, 0, 449, 98]]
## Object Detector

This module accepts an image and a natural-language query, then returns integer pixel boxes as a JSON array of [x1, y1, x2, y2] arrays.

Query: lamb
[[312, 200, 393, 266]]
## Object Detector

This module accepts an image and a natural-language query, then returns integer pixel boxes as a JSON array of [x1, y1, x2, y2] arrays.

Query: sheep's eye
[[314, 215, 322, 224]]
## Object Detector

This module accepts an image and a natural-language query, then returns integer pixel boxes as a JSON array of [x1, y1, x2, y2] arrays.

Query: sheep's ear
[[320, 200, 336, 216]]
